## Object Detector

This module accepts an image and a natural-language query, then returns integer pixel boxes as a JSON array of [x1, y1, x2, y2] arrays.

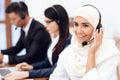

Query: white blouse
[[47, 36, 59, 65], [49, 39, 120, 80]]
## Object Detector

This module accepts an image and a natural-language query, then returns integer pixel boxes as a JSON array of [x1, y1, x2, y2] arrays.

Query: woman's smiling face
[[73, 16, 94, 44]]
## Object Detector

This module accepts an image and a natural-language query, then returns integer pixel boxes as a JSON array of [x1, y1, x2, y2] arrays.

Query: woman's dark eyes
[[83, 24, 89, 27], [73, 22, 89, 27], [73, 22, 79, 26], [45, 20, 53, 24]]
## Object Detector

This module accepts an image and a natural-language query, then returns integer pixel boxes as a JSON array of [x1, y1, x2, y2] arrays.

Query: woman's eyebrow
[[82, 22, 89, 25]]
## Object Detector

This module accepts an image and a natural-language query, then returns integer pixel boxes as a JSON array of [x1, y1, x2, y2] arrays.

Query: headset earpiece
[[20, 12, 25, 19], [96, 23, 102, 32], [18, 2, 25, 19], [57, 20, 60, 24]]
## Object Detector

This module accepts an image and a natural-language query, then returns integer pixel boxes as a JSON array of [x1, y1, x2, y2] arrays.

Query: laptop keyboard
[[0, 69, 11, 76]]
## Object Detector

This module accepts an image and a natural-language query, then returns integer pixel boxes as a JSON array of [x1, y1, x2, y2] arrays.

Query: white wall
[[25, 0, 120, 39]]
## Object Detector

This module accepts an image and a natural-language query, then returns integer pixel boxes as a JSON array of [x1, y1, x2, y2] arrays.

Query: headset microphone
[[82, 38, 94, 46], [82, 41, 87, 46]]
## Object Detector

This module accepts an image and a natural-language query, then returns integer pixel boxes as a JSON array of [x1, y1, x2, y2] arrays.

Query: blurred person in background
[[4, 4, 72, 80], [0, 1, 51, 64]]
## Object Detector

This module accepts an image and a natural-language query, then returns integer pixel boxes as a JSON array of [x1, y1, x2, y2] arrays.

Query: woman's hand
[[16, 62, 33, 71], [86, 28, 103, 73], [4, 71, 29, 80], [89, 28, 103, 54]]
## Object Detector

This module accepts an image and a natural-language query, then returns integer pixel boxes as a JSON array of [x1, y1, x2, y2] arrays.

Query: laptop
[[0, 67, 17, 78]]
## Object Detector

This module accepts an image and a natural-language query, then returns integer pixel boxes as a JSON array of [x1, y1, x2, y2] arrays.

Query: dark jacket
[[29, 34, 72, 78], [1, 19, 51, 64]]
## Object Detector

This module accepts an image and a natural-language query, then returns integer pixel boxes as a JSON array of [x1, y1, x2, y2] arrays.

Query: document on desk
[[0, 67, 17, 78]]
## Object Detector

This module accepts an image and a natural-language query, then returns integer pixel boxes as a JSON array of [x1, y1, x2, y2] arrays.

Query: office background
[[0, 0, 120, 55]]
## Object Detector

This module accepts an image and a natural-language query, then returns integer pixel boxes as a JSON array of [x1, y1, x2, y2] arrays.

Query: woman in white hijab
[[49, 5, 120, 80]]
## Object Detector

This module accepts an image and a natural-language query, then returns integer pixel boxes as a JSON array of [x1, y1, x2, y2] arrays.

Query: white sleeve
[[3, 55, 9, 64], [0, 51, 9, 64], [49, 58, 70, 80], [81, 68, 98, 80], [81, 55, 120, 80]]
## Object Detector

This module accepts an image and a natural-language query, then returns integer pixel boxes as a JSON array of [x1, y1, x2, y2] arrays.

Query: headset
[[82, 4, 102, 46], [15, 2, 26, 30], [17, 2, 25, 19], [82, 4, 102, 32], [52, 6, 60, 24]]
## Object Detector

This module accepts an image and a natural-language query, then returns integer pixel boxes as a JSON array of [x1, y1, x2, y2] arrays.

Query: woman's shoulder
[[64, 33, 72, 43], [59, 44, 74, 57]]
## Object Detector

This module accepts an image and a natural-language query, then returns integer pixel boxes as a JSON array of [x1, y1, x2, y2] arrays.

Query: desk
[[34, 78, 48, 80], [0, 64, 48, 80]]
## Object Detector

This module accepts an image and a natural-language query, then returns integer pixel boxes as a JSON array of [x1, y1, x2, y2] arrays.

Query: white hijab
[[70, 5, 120, 76]]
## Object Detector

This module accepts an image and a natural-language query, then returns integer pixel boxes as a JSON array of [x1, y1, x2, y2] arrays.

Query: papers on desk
[[0, 67, 17, 78]]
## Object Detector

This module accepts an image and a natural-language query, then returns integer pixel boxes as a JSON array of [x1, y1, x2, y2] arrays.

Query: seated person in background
[[4, 4, 72, 80], [49, 5, 120, 80], [0, 1, 51, 64]]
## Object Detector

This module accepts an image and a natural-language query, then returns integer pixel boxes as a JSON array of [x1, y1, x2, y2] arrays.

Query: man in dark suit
[[0, 1, 51, 64]]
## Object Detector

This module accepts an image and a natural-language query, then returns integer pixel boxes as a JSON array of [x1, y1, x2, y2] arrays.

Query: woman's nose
[[77, 26, 83, 33]]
